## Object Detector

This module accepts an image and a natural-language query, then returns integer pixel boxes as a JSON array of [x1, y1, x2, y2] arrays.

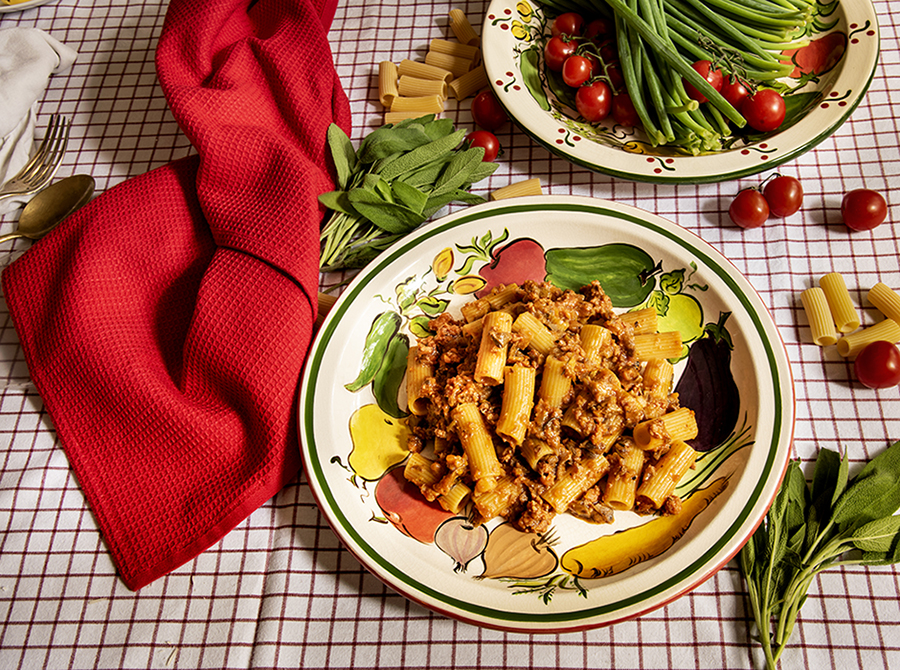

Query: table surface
[[1, 0, 899, 668]]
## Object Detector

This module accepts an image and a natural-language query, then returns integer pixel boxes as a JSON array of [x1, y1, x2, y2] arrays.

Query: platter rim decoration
[[299, 195, 796, 632]]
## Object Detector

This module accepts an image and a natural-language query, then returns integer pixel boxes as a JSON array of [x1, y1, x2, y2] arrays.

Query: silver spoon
[[0, 174, 95, 245]]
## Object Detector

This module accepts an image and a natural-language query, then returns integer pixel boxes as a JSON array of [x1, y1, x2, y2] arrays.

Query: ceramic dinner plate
[[0, 0, 56, 12], [480, 0, 880, 184], [299, 196, 795, 632]]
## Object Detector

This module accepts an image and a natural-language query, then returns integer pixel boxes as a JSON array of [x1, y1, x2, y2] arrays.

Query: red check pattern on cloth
[[1, 0, 351, 590]]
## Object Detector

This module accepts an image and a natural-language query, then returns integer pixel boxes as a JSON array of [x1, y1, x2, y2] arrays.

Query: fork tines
[[16, 114, 70, 186]]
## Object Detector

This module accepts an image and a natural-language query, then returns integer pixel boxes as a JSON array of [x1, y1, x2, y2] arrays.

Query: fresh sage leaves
[[740, 440, 900, 669], [319, 115, 499, 272]]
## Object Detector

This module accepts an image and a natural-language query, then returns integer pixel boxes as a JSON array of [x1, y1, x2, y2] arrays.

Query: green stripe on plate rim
[[303, 201, 787, 624]]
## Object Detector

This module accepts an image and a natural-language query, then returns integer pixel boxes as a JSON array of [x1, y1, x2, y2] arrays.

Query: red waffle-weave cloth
[[1, 0, 350, 590]]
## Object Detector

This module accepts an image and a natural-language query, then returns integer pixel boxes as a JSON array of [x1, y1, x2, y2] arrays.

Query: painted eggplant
[[674, 312, 740, 452]]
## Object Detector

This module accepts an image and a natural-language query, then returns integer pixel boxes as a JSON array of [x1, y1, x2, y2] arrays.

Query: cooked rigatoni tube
[[542, 453, 610, 513], [490, 178, 543, 201], [448, 64, 488, 100], [868, 282, 900, 324], [819, 272, 860, 333], [520, 436, 555, 470], [424, 50, 472, 78], [800, 286, 838, 346], [461, 295, 490, 322], [472, 474, 523, 519], [398, 58, 454, 82], [621, 307, 659, 335], [632, 407, 698, 451], [836, 318, 900, 358], [538, 355, 571, 408], [439, 481, 472, 513], [496, 365, 537, 446], [378, 61, 399, 108], [406, 346, 433, 416], [512, 311, 555, 355], [448, 8, 480, 46], [451, 402, 503, 491], [404, 452, 441, 490], [636, 440, 698, 508], [398, 75, 449, 101], [633, 331, 683, 360], [485, 283, 519, 309], [580, 324, 611, 367], [603, 442, 645, 511], [474, 311, 513, 385], [642, 358, 675, 419]]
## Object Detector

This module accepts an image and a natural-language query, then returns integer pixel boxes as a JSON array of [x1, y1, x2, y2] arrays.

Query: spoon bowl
[[0, 174, 95, 245]]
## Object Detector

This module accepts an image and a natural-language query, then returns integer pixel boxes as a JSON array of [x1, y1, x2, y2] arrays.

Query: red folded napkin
[[1, 0, 350, 590]]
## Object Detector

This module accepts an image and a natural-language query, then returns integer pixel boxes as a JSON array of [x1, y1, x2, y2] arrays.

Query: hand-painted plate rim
[[0, 0, 56, 12], [299, 196, 795, 633], [481, 0, 880, 184]]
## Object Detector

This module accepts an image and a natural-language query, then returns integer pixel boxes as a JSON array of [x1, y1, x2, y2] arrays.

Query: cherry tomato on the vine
[[763, 175, 803, 217], [742, 89, 786, 132], [576, 80, 612, 122], [467, 130, 500, 162], [841, 189, 888, 231], [544, 35, 578, 72], [562, 55, 594, 87], [551, 12, 584, 38], [471, 91, 508, 132], [854, 340, 900, 389], [605, 63, 624, 92], [729, 188, 769, 229], [584, 17, 613, 42], [612, 92, 639, 126], [720, 76, 751, 112], [683, 60, 723, 103]]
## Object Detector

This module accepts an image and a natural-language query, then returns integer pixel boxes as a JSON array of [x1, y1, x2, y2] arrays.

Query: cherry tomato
[[854, 340, 900, 389], [720, 76, 750, 112], [576, 80, 612, 122], [729, 188, 769, 229], [612, 92, 639, 126], [763, 175, 804, 217], [562, 55, 593, 87], [584, 17, 613, 42], [471, 91, 508, 132], [841, 189, 888, 231], [605, 63, 625, 92], [551, 12, 584, 37], [545, 35, 578, 72], [683, 60, 723, 103], [742, 89, 786, 132], [467, 130, 500, 162]]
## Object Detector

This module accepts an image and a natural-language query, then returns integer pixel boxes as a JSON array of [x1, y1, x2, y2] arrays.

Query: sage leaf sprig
[[319, 115, 499, 272], [740, 440, 900, 669]]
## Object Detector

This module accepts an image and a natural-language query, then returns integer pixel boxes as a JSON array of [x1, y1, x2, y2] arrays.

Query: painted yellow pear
[[348, 403, 410, 481]]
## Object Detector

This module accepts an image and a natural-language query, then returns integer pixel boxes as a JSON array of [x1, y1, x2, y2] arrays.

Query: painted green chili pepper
[[345, 311, 401, 392], [519, 46, 551, 112], [373, 333, 410, 419]]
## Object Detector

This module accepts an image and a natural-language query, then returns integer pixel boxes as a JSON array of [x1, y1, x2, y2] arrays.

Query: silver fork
[[0, 115, 71, 205]]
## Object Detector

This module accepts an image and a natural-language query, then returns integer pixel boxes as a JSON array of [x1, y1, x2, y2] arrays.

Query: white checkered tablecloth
[[1, 0, 899, 668]]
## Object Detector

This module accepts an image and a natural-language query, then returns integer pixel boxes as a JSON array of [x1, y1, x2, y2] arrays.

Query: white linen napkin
[[0, 27, 77, 214]]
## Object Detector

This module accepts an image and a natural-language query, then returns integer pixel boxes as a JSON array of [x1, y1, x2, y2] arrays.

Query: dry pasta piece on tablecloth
[[398, 58, 454, 82], [800, 286, 838, 346], [448, 64, 488, 100], [490, 178, 544, 201], [448, 8, 480, 46], [837, 318, 900, 358], [819, 272, 860, 333], [378, 60, 399, 107], [867, 282, 900, 325]]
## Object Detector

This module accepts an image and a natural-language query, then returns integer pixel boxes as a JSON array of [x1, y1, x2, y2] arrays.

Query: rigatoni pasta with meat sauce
[[402, 280, 699, 533]]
